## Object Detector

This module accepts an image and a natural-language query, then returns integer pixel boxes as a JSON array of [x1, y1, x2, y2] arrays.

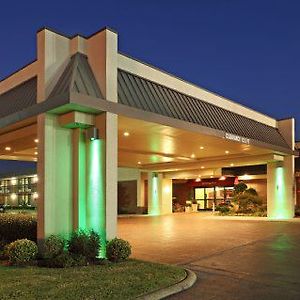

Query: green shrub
[[68, 230, 100, 260], [7, 239, 38, 265], [216, 205, 231, 215], [0, 241, 9, 260], [106, 238, 131, 262], [234, 193, 262, 214], [42, 235, 65, 259], [40, 252, 87, 268], [245, 188, 258, 196], [234, 182, 248, 195], [0, 214, 37, 243]]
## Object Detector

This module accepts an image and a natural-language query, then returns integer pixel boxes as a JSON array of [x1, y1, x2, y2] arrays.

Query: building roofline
[[37, 26, 118, 40], [118, 51, 278, 123], [0, 59, 37, 83]]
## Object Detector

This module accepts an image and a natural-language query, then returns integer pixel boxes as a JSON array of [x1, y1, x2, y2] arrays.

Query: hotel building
[[0, 27, 296, 244]]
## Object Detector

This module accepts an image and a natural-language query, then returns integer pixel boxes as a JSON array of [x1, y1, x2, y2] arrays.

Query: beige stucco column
[[267, 156, 295, 219], [95, 113, 118, 240], [267, 118, 295, 219], [36, 29, 72, 241], [36, 27, 119, 243], [147, 172, 173, 215], [37, 114, 73, 240]]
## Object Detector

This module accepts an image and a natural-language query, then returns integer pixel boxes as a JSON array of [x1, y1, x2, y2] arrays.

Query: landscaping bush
[[234, 193, 262, 214], [0, 240, 9, 260], [245, 188, 258, 196], [106, 238, 131, 262], [68, 230, 100, 261], [7, 239, 38, 265], [39, 252, 87, 268], [215, 204, 231, 215], [234, 182, 248, 195], [41, 235, 65, 259], [0, 214, 37, 243]]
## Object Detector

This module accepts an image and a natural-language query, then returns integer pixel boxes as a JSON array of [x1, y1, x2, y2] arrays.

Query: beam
[[142, 154, 284, 172]]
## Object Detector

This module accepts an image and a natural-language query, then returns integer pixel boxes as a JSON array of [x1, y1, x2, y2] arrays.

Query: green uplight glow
[[150, 174, 160, 215], [273, 166, 290, 219], [78, 129, 86, 229], [87, 139, 106, 257]]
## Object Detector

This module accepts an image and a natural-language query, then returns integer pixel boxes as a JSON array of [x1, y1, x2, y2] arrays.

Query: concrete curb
[[137, 268, 197, 300]]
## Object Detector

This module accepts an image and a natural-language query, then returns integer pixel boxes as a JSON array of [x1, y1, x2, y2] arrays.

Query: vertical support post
[[267, 157, 295, 219], [267, 117, 296, 219], [37, 114, 73, 241], [72, 128, 87, 230], [91, 113, 118, 247], [86, 136, 106, 255], [148, 173, 172, 215]]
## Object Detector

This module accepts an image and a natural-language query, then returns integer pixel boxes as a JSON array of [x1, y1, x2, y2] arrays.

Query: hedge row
[[0, 214, 37, 243]]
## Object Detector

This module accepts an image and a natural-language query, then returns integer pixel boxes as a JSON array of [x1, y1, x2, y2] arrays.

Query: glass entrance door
[[195, 187, 215, 210], [195, 188, 205, 209]]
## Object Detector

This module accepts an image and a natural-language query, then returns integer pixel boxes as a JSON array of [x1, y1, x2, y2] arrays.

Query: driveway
[[118, 213, 300, 299]]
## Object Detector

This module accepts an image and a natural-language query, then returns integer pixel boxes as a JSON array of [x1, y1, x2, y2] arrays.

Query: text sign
[[225, 133, 250, 144]]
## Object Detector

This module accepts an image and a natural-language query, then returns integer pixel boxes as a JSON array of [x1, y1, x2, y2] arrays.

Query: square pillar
[[37, 114, 73, 241], [95, 112, 118, 240], [148, 173, 172, 215], [267, 155, 295, 219]]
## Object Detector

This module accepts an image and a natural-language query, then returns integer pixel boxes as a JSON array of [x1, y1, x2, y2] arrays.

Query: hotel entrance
[[191, 177, 237, 211], [194, 186, 234, 210]]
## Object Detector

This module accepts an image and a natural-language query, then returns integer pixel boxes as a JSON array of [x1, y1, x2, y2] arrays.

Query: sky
[[0, 0, 299, 171]]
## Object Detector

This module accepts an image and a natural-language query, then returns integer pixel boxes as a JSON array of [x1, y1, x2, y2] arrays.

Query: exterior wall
[[37, 29, 70, 101], [118, 167, 143, 208], [173, 182, 191, 206], [244, 179, 267, 202], [118, 180, 137, 214]]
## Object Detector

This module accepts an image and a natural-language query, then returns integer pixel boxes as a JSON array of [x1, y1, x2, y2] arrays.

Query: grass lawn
[[0, 259, 186, 300]]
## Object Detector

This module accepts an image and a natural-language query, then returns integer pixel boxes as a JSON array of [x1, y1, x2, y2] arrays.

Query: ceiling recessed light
[[200, 146, 204, 150], [201, 166, 205, 169], [191, 153, 195, 158], [34, 152, 38, 155], [138, 161, 141, 165], [210, 176, 213, 178], [123, 132, 130, 137], [225, 150, 229, 154], [230, 163, 234, 166], [34, 139, 39, 143], [5, 147, 11, 151]]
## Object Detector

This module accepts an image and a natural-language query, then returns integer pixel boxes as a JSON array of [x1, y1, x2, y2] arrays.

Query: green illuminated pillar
[[148, 172, 172, 215], [148, 173, 160, 215], [73, 128, 87, 230], [86, 138, 106, 255], [267, 156, 295, 219]]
